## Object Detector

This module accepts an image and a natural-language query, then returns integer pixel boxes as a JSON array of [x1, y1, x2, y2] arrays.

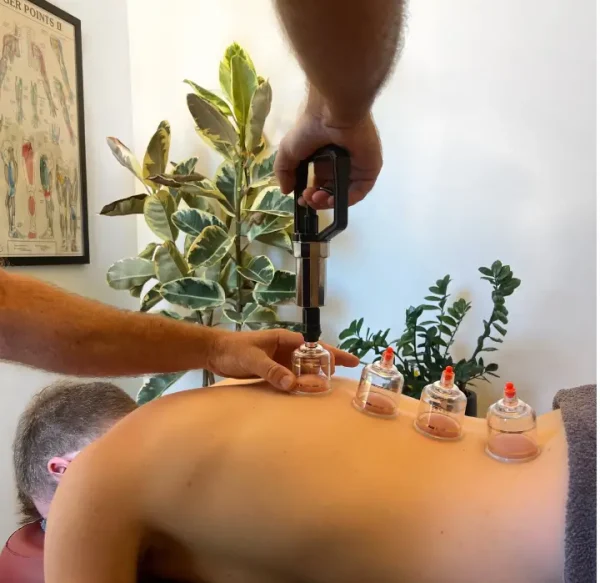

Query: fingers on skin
[[248, 348, 296, 392], [323, 345, 360, 368]]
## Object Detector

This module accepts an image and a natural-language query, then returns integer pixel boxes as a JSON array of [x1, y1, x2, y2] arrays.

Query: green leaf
[[184, 79, 233, 118], [230, 54, 257, 135], [242, 302, 277, 324], [250, 187, 294, 216], [245, 80, 272, 153], [254, 229, 292, 252], [106, 137, 144, 183], [172, 208, 225, 237], [438, 325, 452, 336], [154, 241, 188, 283], [491, 260, 502, 276], [421, 305, 438, 311], [498, 265, 511, 280], [180, 179, 234, 215], [251, 150, 277, 185], [173, 157, 199, 176], [140, 286, 162, 312], [339, 338, 358, 351], [428, 286, 442, 295], [215, 161, 236, 210], [137, 372, 186, 405], [481, 347, 499, 352], [187, 225, 234, 267], [157, 309, 183, 320], [100, 194, 147, 216], [237, 255, 274, 285], [219, 257, 238, 295], [107, 257, 155, 290], [253, 270, 296, 305], [148, 173, 208, 188], [485, 363, 499, 372], [160, 277, 226, 310], [143, 120, 171, 184], [478, 267, 493, 277], [144, 191, 178, 241], [490, 336, 503, 343], [129, 285, 143, 298], [138, 242, 159, 260], [219, 42, 256, 103], [496, 312, 509, 325], [223, 309, 243, 324], [246, 321, 303, 333], [493, 323, 507, 336], [247, 215, 293, 242], [424, 296, 440, 302], [440, 315, 457, 326], [187, 93, 237, 159]]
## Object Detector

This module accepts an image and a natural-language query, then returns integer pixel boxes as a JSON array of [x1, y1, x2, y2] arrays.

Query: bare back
[[46, 378, 567, 583]]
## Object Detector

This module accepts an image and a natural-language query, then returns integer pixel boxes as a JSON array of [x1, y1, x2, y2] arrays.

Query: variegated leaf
[[160, 277, 226, 310], [250, 150, 277, 185], [230, 54, 257, 133], [237, 255, 274, 285], [255, 229, 293, 252], [253, 270, 296, 306], [246, 214, 293, 242], [184, 79, 233, 118], [245, 80, 272, 153], [154, 241, 188, 283], [187, 225, 235, 268], [219, 42, 256, 102], [172, 208, 226, 238], [250, 186, 293, 216], [100, 194, 147, 216], [106, 257, 155, 290], [215, 161, 236, 210], [187, 93, 237, 159], [137, 372, 186, 405], [143, 121, 171, 184], [106, 137, 145, 183], [143, 190, 178, 241]]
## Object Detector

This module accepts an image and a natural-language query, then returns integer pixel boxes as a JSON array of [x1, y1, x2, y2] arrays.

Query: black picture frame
[[0, 0, 88, 266]]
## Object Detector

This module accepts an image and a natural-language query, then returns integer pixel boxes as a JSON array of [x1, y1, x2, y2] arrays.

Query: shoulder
[[0, 523, 44, 583]]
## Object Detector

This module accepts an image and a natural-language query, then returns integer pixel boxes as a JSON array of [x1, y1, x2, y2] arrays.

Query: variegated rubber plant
[[102, 43, 300, 403]]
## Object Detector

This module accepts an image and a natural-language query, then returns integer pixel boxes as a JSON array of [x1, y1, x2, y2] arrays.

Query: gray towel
[[553, 384, 597, 583]]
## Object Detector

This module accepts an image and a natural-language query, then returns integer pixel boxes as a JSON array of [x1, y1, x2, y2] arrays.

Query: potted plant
[[338, 261, 521, 416], [101, 43, 300, 403]]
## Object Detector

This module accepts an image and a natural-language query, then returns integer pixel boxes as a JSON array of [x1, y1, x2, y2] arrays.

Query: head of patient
[[12, 380, 137, 523]]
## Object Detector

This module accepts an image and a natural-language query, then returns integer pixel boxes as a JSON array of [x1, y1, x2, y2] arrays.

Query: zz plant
[[102, 43, 299, 403], [339, 261, 521, 400]]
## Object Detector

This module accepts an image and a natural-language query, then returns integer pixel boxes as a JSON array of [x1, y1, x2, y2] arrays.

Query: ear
[[47, 452, 78, 483]]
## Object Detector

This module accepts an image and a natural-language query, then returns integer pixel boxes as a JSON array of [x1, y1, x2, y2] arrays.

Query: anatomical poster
[[0, 0, 88, 265]]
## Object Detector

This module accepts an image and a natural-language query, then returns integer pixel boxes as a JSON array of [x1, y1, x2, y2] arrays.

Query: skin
[[274, 0, 405, 208], [45, 377, 567, 583], [0, 270, 358, 392]]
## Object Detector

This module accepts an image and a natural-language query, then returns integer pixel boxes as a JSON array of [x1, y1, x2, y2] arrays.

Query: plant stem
[[471, 284, 498, 361], [234, 158, 244, 332], [443, 311, 466, 359]]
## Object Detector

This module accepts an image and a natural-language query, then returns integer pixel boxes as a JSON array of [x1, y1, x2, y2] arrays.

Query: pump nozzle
[[504, 382, 516, 399], [381, 347, 394, 367], [441, 366, 455, 388]]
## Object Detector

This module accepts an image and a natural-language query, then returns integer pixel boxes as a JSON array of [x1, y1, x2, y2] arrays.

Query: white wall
[[0, 0, 138, 541], [127, 0, 596, 413]]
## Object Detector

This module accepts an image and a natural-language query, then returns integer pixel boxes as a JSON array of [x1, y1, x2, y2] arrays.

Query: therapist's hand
[[275, 95, 382, 210], [207, 328, 360, 392]]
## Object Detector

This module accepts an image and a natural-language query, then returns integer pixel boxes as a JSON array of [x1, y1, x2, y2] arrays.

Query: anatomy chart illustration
[[39, 152, 53, 239], [30, 80, 39, 127], [15, 76, 24, 124], [0, 0, 86, 262], [50, 36, 73, 104], [21, 139, 35, 238], [29, 40, 56, 117], [2, 141, 20, 238], [54, 77, 73, 144], [0, 27, 20, 100]]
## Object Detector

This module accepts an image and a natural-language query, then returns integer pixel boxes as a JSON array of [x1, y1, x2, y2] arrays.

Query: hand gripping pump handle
[[293, 144, 351, 343]]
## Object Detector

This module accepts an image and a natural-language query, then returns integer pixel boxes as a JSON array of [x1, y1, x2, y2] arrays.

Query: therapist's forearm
[[0, 270, 218, 377], [274, 0, 405, 125]]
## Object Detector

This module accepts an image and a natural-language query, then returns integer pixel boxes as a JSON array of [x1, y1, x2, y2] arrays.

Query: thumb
[[248, 349, 297, 392]]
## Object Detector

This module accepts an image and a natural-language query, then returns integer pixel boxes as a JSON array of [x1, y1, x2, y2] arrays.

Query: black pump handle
[[293, 144, 350, 242]]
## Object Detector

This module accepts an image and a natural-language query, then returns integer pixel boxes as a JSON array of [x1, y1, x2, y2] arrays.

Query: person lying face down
[[42, 377, 595, 583], [0, 381, 137, 583]]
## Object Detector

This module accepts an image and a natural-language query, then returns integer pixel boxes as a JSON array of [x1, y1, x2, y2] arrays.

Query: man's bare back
[[45, 378, 567, 583]]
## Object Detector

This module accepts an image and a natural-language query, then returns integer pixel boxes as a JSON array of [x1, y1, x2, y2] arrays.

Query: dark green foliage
[[338, 261, 521, 399]]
